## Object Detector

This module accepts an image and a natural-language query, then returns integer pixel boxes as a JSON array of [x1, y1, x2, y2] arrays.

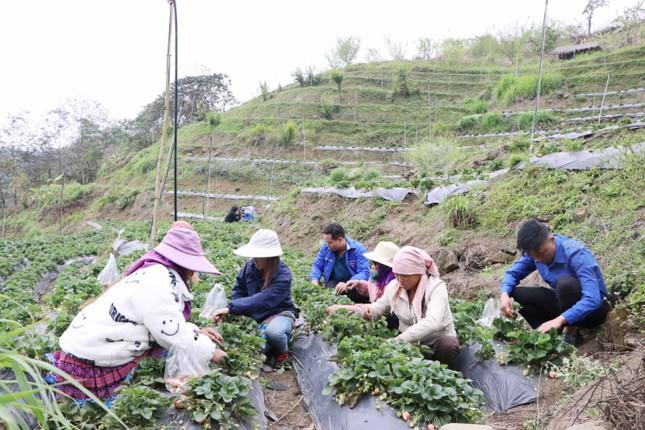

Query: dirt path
[[262, 367, 313, 430]]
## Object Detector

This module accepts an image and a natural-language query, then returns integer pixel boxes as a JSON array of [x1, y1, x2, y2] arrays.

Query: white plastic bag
[[199, 284, 228, 319], [477, 297, 500, 327], [97, 253, 120, 286], [164, 342, 212, 393]]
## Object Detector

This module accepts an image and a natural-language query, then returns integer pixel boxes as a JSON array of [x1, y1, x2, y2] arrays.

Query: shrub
[[508, 137, 530, 152], [281, 121, 297, 145], [508, 154, 526, 168], [331, 69, 344, 94], [464, 99, 488, 114], [516, 112, 556, 130], [408, 138, 467, 175], [292, 68, 305, 86], [481, 112, 504, 132], [563, 139, 584, 152], [206, 112, 221, 128], [259, 81, 271, 102], [320, 98, 340, 120], [442, 195, 478, 228], [457, 115, 479, 132], [392, 67, 411, 98], [330, 167, 350, 187], [495, 73, 562, 105]]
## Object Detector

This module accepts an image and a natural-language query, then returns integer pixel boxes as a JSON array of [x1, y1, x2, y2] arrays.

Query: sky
[[0, 0, 637, 123]]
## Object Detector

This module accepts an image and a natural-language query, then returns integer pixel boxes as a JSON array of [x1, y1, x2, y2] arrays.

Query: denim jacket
[[309, 237, 371, 283]]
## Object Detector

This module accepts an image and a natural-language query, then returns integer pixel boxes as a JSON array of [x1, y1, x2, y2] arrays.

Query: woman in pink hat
[[209, 229, 297, 368], [46, 222, 227, 401], [327, 246, 461, 370]]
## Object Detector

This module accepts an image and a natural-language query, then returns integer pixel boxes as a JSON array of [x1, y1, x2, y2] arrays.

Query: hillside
[[2, 39, 644, 429]]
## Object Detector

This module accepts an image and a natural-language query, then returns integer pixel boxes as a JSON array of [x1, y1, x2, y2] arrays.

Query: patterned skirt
[[45, 348, 165, 402]]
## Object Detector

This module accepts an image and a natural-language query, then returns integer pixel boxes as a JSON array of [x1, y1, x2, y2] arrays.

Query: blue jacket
[[500, 234, 608, 325], [309, 237, 371, 283], [228, 259, 296, 323]]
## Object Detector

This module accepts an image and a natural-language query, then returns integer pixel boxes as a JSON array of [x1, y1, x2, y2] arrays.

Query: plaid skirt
[[45, 348, 165, 402]]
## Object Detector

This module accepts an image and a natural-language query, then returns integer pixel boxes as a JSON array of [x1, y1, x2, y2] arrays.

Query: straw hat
[[155, 226, 221, 274], [363, 241, 400, 268], [234, 229, 283, 258]]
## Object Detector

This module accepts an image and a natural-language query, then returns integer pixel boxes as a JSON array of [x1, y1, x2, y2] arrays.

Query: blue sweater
[[501, 234, 608, 325], [228, 259, 296, 323], [309, 237, 371, 283]]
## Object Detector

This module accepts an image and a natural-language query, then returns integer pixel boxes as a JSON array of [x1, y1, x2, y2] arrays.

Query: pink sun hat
[[154, 225, 221, 274]]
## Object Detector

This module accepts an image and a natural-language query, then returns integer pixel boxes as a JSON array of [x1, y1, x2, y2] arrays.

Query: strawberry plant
[[131, 357, 167, 389], [325, 335, 484, 427], [217, 316, 266, 377], [102, 385, 170, 429], [184, 367, 256, 429], [507, 329, 574, 369]]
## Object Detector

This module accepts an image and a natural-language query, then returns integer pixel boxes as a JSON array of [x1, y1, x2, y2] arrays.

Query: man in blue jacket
[[500, 219, 610, 345], [310, 223, 371, 301]]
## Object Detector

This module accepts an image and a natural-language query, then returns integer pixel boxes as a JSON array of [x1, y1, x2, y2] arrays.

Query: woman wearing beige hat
[[210, 229, 297, 367], [336, 241, 400, 304]]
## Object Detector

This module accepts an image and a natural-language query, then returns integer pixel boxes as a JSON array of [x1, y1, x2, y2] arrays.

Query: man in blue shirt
[[500, 219, 610, 344], [310, 223, 371, 302]]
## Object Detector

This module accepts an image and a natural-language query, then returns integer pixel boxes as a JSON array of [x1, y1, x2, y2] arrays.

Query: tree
[[327, 36, 361, 68], [439, 38, 466, 66], [365, 47, 384, 63], [331, 70, 344, 97], [129, 73, 234, 147], [613, 1, 645, 46], [415, 37, 436, 60], [259, 81, 271, 102], [385, 37, 407, 61], [498, 25, 531, 73], [583, 0, 608, 36], [292, 68, 306, 86]]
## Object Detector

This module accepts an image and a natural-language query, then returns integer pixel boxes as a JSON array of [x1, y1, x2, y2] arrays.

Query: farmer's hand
[[326, 304, 345, 314], [311, 279, 320, 286], [335, 282, 348, 295], [348, 280, 369, 297], [500, 293, 514, 317], [537, 316, 566, 334], [200, 327, 223, 344], [210, 307, 229, 323], [361, 306, 372, 320], [211, 348, 228, 363]]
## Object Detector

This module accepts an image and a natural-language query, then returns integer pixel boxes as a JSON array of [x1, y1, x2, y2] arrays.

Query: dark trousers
[[511, 276, 610, 329], [432, 336, 461, 371]]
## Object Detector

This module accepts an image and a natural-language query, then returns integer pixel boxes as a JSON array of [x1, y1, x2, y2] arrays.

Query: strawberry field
[[1, 220, 586, 429]]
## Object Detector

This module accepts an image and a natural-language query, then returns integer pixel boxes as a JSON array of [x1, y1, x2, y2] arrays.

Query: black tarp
[[291, 333, 409, 430], [455, 343, 537, 412]]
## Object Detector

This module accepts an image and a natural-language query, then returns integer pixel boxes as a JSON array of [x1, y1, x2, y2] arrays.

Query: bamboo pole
[[150, 2, 173, 243]]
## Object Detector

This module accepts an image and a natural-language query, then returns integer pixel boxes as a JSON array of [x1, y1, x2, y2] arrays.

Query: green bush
[[442, 195, 478, 228], [392, 67, 411, 98], [495, 73, 562, 105], [508, 137, 530, 152], [563, 139, 584, 152], [282, 121, 297, 145], [516, 112, 557, 130], [330, 167, 350, 187], [464, 99, 488, 114], [508, 154, 526, 168], [320, 98, 340, 120], [207, 112, 221, 128], [481, 112, 504, 132], [457, 115, 479, 132]]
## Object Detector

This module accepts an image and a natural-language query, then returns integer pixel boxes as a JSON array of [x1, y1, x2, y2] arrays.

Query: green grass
[[494, 73, 563, 106]]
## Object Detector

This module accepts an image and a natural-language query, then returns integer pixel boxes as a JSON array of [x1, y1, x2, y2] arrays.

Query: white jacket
[[60, 264, 216, 367], [366, 276, 457, 347]]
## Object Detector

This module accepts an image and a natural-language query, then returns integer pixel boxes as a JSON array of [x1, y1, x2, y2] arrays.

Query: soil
[[262, 367, 313, 430]]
